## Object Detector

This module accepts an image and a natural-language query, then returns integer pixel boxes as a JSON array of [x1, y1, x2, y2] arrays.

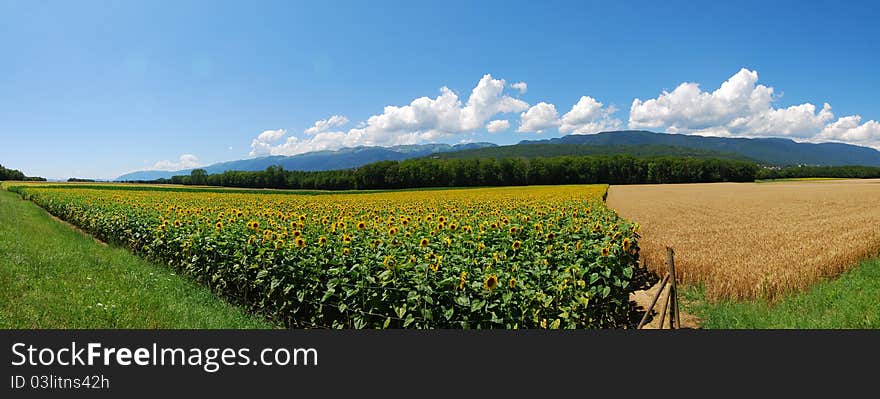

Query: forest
[[0, 164, 45, 181], [144, 155, 760, 190]]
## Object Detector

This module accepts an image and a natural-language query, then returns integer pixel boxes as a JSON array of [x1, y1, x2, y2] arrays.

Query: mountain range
[[116, 143, 496, 181], [115, 131, 880, 181]]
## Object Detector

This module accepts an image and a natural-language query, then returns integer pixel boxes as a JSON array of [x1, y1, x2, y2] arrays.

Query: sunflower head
[[318, 236, 327, 245], [342, 247, 350, 255], [601, 247, 610, 257], [622, 238, 631, 251], [215, 221, 223, 230], [383, 255, 395, 269], [509, 277, 516, 288], [296, 238, 306, 248], [546, 232, 555, 241], [512, 240, 522, 251], [357, 221, 366, 230], [420, 238, 429, 247], [484, 274, 499, 291]]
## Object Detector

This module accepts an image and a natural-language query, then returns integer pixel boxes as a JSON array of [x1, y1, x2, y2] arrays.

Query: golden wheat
[[607, 179, 880, 301]]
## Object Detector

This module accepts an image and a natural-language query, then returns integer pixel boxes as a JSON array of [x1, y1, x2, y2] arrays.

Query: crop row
[[9, 184, 640, 328]]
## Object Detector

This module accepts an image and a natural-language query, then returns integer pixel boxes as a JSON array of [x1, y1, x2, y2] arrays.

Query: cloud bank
[[248, 69, 880, 158], [151, 154, 200, 171], [629, 68, 880, 147]]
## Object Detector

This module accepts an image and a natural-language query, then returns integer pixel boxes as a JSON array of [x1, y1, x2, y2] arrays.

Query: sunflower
[[296, 237, 306, 248], [174, 220, 181, 227], [274, 239, 285, 249], [342, 234, 352, 244], [512, 240, 522, 251], [342, 247, 350, 255], [484, 274, 499, 291], [318, 236, 327, 245], [545, 232, 555, 241], [477, 242, 485, 251], [509, 277, 516, 288], [449, 223, 458, 231], [601, 247, 610, 257], [459, 271, 467, 290], [357, 221, 366, 230], [383, 255, 395, 269], [215, 221, 223, 230], [247, 235, 256, 245], [509, 227, 518, 234], [388, 227, 398, 235], [444, 237, 452, 246], [420, 238, 429, 247], [622, 238, 631, 251]]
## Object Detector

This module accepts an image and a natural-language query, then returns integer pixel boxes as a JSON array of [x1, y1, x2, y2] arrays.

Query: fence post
[[636, 273, 670, 329], [666, 246, 680, 329]]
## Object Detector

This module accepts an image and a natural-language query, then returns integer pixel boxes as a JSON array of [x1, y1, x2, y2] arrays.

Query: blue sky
[[2, 0, 879, 180]]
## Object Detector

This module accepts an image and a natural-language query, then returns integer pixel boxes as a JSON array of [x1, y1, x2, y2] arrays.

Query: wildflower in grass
[[484, 274, 499, 291]]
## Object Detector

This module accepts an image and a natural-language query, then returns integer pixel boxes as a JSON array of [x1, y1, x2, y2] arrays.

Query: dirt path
[[630, 279, 701, 329]]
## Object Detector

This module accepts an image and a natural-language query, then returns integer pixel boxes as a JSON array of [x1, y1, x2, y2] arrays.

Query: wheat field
[[607, 179, 880, 301]]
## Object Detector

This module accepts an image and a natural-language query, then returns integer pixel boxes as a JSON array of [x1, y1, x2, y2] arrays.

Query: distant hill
[[430, 143, 755, 162], [518, 130, 880, 166], [117, 130, 880, 181], [115, 142, 496, 181]]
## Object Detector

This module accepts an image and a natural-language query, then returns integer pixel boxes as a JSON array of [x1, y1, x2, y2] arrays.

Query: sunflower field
[[8, 184, 640, 328]]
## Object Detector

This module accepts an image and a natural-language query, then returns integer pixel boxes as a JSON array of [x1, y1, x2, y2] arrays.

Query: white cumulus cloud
[[559, 96, 623, 134], [304, 115, 349, 135], [510, 81, 527, 94], [628, 67, 880, 148], [517, 102, 559, 133], [486, 119, 511, 133], [151, 154, 201, 171], [249, 74, 529, 156], [819, 115, 880, 147], [518, 97, 622, 134]]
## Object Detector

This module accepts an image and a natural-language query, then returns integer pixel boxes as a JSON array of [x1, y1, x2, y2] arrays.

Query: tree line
[[0, 164, 46, 181], [756, 165, 880, 180], [142, 155, 760, 190]]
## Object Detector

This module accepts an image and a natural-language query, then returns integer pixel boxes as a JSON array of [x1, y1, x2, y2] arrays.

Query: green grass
[[0, 189, 273, 328], [683, 257, 880, 328]]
